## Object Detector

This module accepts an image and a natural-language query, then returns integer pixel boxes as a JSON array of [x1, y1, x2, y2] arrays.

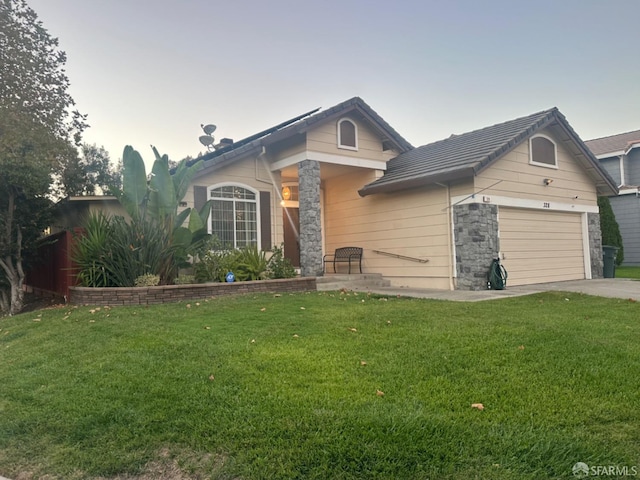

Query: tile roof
[[191, 97, 413, 176], [359, 108, 617, 196], [584, 129, 640, 157]]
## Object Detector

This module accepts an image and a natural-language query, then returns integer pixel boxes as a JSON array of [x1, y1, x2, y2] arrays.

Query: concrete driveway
[[353, 278, 640, 302]]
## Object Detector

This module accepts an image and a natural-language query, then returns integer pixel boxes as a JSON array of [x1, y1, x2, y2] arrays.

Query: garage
[[499, 207, 586, 286]]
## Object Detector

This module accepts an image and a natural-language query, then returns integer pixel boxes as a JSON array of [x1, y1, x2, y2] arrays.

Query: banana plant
[[112, 145, 212, 282]]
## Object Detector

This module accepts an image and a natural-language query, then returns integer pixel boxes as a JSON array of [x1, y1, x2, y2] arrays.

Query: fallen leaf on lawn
[[564, 298, 570, 301], [95, 308, 101, 312], [32, 319, 40, 322], [195, 302, 200, 306], [186, 304, 191, 308], [629, 298, 637, 303], [250, 339, 256, 344], [379, 298, 388, 302], [361, 299, 365, 303], [63, 316, 69, 320], [471, 403, 484, 410], [387, 320, 391, 325], [360, 360, 367, 366], [274, 294, 281, 298], [260, 307, 266, 312], [518, 345, 525, 350], [89, 309, 96, 314], [376, 390, 385, 397], [300, 307, 305, 310], [89, 320, 95, 323], [293, 334, 299, 338], [204, 326, 211, 330], [209, 374, 215, 381], [349, 328, 357, 332]]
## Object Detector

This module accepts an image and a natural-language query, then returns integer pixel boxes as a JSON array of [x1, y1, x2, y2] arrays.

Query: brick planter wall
[[69, 277, 317, 306]]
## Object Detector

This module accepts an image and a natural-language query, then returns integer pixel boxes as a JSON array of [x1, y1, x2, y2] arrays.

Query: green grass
[[616, 266, 640, 279], [1, 291, 639, 479]]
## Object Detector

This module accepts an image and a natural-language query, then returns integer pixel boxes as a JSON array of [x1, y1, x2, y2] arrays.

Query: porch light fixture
[[543, 178, 553, 185], [282, 186, 292, 201]]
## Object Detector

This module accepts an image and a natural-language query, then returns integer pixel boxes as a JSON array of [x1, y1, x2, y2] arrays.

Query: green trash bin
[[602, 245, 619, 278]]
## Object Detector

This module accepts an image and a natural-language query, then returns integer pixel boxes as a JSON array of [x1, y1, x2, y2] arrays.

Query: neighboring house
[[585, 130, 640, 265], [51, 195, 128, 234], [182, 97, 617, 290]]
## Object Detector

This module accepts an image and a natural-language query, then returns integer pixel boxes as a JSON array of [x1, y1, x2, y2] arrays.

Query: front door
[[283, 207, 300, 267]]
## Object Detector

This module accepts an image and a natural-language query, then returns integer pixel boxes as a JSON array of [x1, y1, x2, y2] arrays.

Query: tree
[[59, 144, 122, 196], [598, 196, 624, 266], [0, 0, 86, 315]]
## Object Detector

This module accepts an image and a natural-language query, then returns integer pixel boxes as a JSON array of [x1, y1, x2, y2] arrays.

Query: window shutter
[[260, 191, 271, 251], [194, 186, 207, 212]]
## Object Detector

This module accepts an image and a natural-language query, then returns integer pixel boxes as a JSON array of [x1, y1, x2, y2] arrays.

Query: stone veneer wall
[[69, 277, 317, 306], [454, 203, 500, 290], [588, 212, 603, 279], [298, 160, 324, 276]]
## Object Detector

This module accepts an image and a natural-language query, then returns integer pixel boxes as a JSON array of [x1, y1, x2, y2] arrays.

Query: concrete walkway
[[349, 278, 640, 302]]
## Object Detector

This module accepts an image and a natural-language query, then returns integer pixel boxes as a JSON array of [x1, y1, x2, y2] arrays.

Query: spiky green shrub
[[73, 212, 113, 287], [598, 196, 624, 265], [73, 212, 176, 287]]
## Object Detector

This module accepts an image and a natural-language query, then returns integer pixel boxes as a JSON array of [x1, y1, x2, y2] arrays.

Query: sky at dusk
[[26, 0, 640, 166]]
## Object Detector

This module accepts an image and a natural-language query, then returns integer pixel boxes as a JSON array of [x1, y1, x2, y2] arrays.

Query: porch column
[[587, 212, 604, 278], [298, 159, 323, 277], [453, 203, 500, 290]]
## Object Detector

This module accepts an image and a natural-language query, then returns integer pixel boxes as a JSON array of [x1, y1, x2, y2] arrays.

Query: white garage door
[[499, 208, 585, 286]]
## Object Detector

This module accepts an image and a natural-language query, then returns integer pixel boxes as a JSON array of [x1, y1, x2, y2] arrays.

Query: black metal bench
[[323, 247, 363, 274]]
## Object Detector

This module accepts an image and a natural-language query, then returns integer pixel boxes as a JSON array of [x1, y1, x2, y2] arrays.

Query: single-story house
[[585, 129, 640, 265], [183, 97, 617, 290]]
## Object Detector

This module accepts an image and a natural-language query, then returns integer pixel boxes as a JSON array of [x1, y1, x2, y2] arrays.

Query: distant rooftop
[[585, 129, 640, 157]]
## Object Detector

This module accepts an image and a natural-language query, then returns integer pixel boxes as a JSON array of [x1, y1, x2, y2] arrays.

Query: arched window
[[530, 135, 558, 168], [209, 184, 258, 249], [338, 118, 358, 150]]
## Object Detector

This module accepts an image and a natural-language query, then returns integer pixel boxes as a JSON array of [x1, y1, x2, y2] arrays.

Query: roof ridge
[[414, 107, 557, 150]]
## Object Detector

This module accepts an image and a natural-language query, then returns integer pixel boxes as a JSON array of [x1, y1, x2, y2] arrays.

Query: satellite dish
[[201, 124, 217, 135], [199, 135, 214, 147]]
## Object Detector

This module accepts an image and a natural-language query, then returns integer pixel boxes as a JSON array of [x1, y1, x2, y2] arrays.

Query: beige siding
[[476, 128, 598, 206], [307, 117, 398, 162], [324, 171, 452, 289], [270, 135, 306, 163], [188, 155, 284, 248], [499, 208, 585, 285], [449, 178, 474, 199]]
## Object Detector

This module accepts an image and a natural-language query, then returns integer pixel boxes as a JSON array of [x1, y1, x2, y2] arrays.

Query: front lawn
[[1, 292, 639, 479]]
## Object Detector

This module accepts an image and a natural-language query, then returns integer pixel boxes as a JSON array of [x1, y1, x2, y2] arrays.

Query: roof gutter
[[358, 166, 476, 197]]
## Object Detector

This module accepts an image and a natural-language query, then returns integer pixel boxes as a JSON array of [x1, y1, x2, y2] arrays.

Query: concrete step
[[316, 273, 391, 291]]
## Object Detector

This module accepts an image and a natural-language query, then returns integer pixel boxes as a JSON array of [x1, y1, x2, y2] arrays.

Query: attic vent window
[[338, 118, 358, 151], [530, 135, 558, 168]]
